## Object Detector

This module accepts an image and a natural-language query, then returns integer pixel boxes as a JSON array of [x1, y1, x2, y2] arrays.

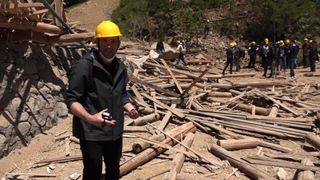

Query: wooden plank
[[17, 2, 44, 8], [305, 133, 320, 150], [254, 89, 302, 116], [147, 123, 222, 166], [0, 17, 64, 34], [141, 93, 185, 118], [144, 61, 208, 81], [165, 133, 195, 180], [130, 85, 149, 106], [160, 59, 183, 94], [54, 0, 63, 26], [244, 157, 320, 171], [158, 104, 176, 130], [209, 143, 271, 179], [130, 76, 180, 97], [182, 68, 210, 96]]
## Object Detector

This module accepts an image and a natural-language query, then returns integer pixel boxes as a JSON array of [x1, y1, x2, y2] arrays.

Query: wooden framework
[[0, 0, 94, 44]]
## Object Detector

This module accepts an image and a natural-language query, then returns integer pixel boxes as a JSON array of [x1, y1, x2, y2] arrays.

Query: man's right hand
[[87, 109, 116, 127]]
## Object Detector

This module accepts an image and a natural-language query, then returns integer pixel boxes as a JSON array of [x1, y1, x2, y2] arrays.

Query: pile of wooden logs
[[0, 0, 94, 44], [20, 56, 320, 179], [119, 57, 320, 179]]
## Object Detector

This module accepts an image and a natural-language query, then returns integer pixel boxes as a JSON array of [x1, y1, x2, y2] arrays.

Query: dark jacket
[[66, 50, 129, 141], [226, 47, 234, 62]]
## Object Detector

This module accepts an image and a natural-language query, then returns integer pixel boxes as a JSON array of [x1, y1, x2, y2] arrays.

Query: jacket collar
[[90, 50, 126, 83]]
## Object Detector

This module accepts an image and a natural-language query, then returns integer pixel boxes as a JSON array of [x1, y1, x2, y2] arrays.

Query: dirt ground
[[1, 1, 320, 179], [66, 0, 120, 32]]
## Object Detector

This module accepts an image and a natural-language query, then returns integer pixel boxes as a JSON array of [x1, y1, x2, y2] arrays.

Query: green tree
[[246, 0, 320, 41]]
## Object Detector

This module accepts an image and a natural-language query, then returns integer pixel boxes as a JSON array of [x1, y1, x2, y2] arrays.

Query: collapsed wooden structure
[[22, 53, 319, 179], [0, 0, 94, 44]]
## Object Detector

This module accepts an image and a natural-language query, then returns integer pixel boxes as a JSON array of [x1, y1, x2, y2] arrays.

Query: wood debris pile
[[5, 45, 320, 179], [0, 0, 94, 44]]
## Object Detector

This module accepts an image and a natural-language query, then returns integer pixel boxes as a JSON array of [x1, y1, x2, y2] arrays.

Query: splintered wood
[[121, 57, 320, 179], [0, 0, 94, 44], [7, 51, 320, 179]]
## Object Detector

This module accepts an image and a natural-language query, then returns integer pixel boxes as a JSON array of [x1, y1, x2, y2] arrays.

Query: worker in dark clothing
[[222, 42, 235, 75], [292, 40, 299, 68], [261, 38, 274, 77], [66, 20, 139, 180], [288, 40, 299, 78], [156, 41, 165, 57], [302, 38, 310, 68], [247, 41, 257, 68], [309, 39, 319, 72], [283, 39, 291, 71], [234, 43, 245, 72], [274, 40, 285, 76]]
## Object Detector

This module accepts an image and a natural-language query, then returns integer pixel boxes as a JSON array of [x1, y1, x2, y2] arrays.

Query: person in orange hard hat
[[66, 20, 139, 180]]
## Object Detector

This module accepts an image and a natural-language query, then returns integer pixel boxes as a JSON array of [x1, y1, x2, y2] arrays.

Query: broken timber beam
[[217, 138, 260, 151], [164, 132, 195, 180], [305, 133, 320, 150], [255, 89, 302, 116], [130, 76, 180, 97], [208, 143, 271, 179], [0, 17, 64, 34], [120, 122, 196, 177]]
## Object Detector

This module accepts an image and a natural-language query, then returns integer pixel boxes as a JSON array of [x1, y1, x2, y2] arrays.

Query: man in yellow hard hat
[[222, 42, 236, 75], [302, 37, 310, 68], [66, 20, 139, 180], [247, 41, 258, 68]]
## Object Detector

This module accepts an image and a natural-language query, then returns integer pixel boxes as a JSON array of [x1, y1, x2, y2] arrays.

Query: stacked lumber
[[0, 0, 94, 44]]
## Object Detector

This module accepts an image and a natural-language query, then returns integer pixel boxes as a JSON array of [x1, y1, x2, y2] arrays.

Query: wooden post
[[164, 133, 195, 180], [158, 104, 176, 130], [306, 133, 320, 150], [208, 143, 271, 180], [229, 103, 270, 116], [132, 134, 166, 154], [160, 59, 183, 94], [207, 91, 233, 97], [217, 139, 260, 151], [54, 0, 63, 27], [132, 113, 160, 126], [268, 104, 279, 117], [297, 159, 315, 180], [120, 122, 196, 177]]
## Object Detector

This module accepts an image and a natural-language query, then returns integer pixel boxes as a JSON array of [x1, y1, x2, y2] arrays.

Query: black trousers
[[222, 59, 233, 75], [80, 138, 123, 180]]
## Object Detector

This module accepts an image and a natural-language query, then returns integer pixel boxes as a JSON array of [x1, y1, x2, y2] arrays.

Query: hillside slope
[[66, 0, 120, 32]]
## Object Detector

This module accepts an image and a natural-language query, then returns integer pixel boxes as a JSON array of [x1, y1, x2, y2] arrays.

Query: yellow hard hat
[[285, 39, 290, 44], [95, 20, 122, 38], [304, 37, 308, 41], [229, 42, 234, 47], [264, 38, 269, 43]]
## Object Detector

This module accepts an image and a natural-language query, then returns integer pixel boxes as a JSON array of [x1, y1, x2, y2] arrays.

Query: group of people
[[223, 37, 319, 78], [156, 40, 187, 66]]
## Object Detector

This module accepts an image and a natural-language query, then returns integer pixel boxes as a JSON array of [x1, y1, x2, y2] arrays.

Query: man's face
[[98, 37, 120, 58]]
